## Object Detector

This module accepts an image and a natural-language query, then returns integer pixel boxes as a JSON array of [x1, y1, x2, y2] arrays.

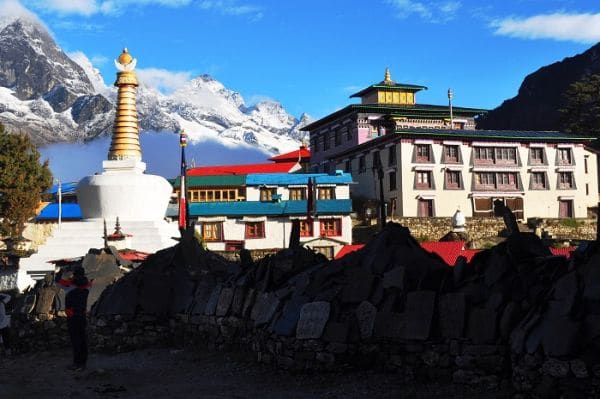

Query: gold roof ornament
[[383, 67, 395, 85], [108, 48, 142, 161]]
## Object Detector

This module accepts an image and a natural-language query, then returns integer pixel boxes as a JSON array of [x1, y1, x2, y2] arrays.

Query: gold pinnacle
[[108, 48, 141, 161]]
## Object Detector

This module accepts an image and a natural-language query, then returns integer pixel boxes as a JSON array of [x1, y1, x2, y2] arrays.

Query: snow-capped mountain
[[0, 16, 312, 155]]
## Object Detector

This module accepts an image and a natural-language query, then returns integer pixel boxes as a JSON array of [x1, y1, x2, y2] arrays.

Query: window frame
[[244, 221, 265, 239], [201, 222, 223, 242], [444, 170, 462, 190], [289, 187, 306, 200], [319, 218, 342, 237]]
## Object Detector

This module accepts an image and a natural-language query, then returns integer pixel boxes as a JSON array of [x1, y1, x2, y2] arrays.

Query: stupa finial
[[108, 47, 141, 161], [383, 67, 394, 85]]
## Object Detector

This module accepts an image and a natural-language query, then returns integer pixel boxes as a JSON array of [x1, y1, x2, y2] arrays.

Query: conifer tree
[[560, 74, 600, 137], [0, 124, 52, 243]]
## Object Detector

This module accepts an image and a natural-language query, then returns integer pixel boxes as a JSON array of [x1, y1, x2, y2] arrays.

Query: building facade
[[170, 172, 353, 258], [302, 69, 598, 220]]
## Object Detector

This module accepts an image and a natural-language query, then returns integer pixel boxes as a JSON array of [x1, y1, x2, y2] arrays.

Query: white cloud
[[384, 0, 461, 23], [198, 0, 263, 19], [247, 94, 275, 105], [136, 68, 192, 93], [491, 13, 600, 43], [21, 0, 191, 16], [0, 0, 48, 30]]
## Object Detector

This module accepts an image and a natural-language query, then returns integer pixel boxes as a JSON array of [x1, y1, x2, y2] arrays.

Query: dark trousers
[[67, 316, 87, 367], [0, 326, 9, 350]]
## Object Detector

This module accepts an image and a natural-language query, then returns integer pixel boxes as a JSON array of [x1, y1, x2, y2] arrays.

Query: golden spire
[[108, 48, 141, 161], [383, 67, 395, 85]]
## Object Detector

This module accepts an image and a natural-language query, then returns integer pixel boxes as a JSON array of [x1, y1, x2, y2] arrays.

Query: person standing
[[56, 266, 92, 371], [0, 292, 11, 355]]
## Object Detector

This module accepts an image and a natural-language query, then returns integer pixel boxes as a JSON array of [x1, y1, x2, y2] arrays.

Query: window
[[311, 138, 318, 153], [335, 129, 341, 146], [558, 172, 575, 189], [474, 172, 519, 190], [445, 170, 462, 189], [475, 172, 495, 189], [529, 148, 544, 165], [359, 156, 366, 173], [300, 220, 313, 237], [318, 187, 335, 200], [530, 172, 547, 189], [444, 145, 459, 163], [313, 246, 334, 259], [389, 171, 397, 191], [187, 188, 243, 202], [245, 221, 265, 239], [495, 148, 517, 164], [474, 147, 494, 164], [323, 132, 330, 150], [344, 160, 351, 173], [557, 148, 573, 165], [201, 222, 222, 241], [585, 156, 589, 174], [415, 144, 432, 163], [260, 187, 277, 201], [345, 127, 352, 141], [496, 172, 517, 189], [388, 145, 397, 166], [289, 187, 306, 200], [415, 171, 432, 189], [417, 199, 434, 217], [320, 218, 342, 237], [373, 151, 381, 169]]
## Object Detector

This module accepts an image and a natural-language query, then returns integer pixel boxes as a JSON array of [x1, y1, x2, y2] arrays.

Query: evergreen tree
[[0, 124, 52, 242], [560, 74, 600, 136]]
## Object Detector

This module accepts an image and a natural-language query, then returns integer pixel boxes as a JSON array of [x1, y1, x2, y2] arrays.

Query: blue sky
[[8, 0, 600, 119]]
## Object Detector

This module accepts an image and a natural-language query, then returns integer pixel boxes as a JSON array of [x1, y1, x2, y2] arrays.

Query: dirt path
[[0, 349, 512, 398]]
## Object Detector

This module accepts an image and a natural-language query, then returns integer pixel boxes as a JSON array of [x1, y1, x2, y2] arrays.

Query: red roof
[[335, 241, 481, 266], [268, 146, 311, 162], [187, 162, 300, 176], [334, 244, 364, 259], [118, 250, 151, 262], [549, 247, 576, 259]]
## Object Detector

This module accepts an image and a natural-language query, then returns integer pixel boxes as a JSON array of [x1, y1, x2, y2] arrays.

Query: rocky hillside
[[477, 42, 600, 131], [0, 16, 311, 154]]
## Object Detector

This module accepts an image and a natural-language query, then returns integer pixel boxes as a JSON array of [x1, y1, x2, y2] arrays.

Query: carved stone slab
[[355, 301, 377, 339], [296, 301, 331, 339], [273, 295, 309, 336], [215, 287, 234, 317], [253, 293, 280, 326], [203, 284, 222, 316]]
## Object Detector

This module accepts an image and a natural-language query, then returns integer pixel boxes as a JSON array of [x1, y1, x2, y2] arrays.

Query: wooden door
[[417, 199, 433, 217], [559, 200, 573, 218]]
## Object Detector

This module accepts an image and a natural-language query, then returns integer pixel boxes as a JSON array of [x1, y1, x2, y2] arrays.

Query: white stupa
[[19, 49, 178, 289], [76, 48, 172, 220]]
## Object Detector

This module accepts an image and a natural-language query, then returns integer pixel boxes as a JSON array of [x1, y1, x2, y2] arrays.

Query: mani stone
[[215, 287, 234, 317], [382, 267, 405, 290], [241, 288, 256, 318], [439, 293, 466, 339], [355, 301, 377, 339], [273, 295, 309, 336], [252, 293, 281, 326], [296, 301, 330, 340], [401, 291, 436, 341], [204, 284, 222, 316], [231, 286, 246, 316]]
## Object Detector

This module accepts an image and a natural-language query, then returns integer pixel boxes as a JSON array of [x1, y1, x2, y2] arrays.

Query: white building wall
[[199, 214, 353, 253], [339, 138, 598, 219]]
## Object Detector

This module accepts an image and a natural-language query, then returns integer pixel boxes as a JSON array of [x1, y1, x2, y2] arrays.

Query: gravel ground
[[0, 349, 513, 398]]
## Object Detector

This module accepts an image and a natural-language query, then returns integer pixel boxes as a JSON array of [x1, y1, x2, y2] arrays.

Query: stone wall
[[394, 217, 597, 243], [22, 222, 57, 251]]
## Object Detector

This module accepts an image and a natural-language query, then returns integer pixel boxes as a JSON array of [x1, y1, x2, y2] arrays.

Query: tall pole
[[57, 179, 62, 230], [448, 88, 454, 130], [178, 130, 189, 235], [376, 158, 386, 229]]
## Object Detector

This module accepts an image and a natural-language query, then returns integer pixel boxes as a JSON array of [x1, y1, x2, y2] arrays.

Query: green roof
[[349, 83, 428, 98], [172, 175, 246, 188], [394, 128, 597, 141]]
